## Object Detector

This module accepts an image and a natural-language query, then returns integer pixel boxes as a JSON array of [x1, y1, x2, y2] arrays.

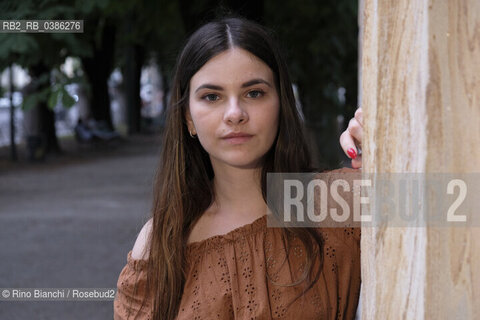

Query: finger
[[347, 118, 363, 144], [351, 155, 362, 169], [354, 108, 363, 127], [339, 130, 358, 159]]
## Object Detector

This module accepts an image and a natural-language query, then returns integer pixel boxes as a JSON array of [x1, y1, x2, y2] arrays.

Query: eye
[[202, 93, 220, 102], [246, 90, 265, 99]]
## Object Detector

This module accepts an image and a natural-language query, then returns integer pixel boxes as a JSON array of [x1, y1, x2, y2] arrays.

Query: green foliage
[[0, 0, 88, 70], [262, 0, 358, 166], [0, 0, 96, 115], [22, 87, 50, 111], [265, 0, 358, 123], [21, 68, 78, 111], [111, 0, 185, 76], [0, 0, 185, 97], [61, 86, 75, 107], [47, 87, 60, 109], [0, 34, 39, 67]]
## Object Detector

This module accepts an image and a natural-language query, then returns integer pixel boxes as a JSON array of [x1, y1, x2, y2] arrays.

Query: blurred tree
[[73, 0, 185, 135], [147, 0, 185, 129], [0, 0, 82, 158], [110, 0, 182, 134], [264, 0, 358, 168], [178, 0, 264, 34], [75, 0, 118, 131], [84, 0, 185, 134]]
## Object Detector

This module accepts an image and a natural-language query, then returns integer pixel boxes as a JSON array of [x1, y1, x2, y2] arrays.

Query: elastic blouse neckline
[[125, 215, 269, 267], [185, 214, 267, 256], [127, 250, 148, 271]]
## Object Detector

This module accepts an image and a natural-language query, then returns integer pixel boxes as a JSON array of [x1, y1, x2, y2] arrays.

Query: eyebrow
[[194, 78, 272, 93]]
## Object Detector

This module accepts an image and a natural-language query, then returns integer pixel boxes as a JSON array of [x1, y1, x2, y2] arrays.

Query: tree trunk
[[125, 43, 144, 134], [22, 63, 61, 159], [9, 66, 17, 161], [38, 100, 60, 154], [81, 21, 116, 131], [360, 0, 480, 318]]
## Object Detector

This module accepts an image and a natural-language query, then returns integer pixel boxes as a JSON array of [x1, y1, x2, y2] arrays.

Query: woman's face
[[186, 47, 280, 169]]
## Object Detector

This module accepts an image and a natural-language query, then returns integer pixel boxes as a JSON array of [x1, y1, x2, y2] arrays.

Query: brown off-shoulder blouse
[[114, 167, 361, 319]]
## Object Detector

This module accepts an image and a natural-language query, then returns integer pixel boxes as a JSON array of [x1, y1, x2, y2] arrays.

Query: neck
[[210, 163, 267, 219]]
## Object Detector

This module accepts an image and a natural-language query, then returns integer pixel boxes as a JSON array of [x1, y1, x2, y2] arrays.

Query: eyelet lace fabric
[[114, 167, 361, 320]]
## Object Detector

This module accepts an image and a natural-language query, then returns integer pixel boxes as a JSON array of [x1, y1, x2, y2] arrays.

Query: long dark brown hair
[[143, 16, 325, 320]]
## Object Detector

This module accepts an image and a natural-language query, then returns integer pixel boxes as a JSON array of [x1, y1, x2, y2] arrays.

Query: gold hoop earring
[[189, 130, 197, 138]]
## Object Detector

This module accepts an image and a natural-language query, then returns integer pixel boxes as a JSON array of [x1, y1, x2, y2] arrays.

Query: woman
[[114, 16, 363, 320]]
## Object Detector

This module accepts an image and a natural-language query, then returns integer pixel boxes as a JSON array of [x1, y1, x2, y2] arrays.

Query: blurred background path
[[0, 134, 160, 319]]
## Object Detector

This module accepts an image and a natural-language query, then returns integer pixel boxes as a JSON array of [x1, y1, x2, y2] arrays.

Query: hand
[[340, 107, 363, 169]]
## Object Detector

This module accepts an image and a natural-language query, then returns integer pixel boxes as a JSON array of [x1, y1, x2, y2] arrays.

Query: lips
[[221, 132, 253, 139], [221, 132, 253, 144]]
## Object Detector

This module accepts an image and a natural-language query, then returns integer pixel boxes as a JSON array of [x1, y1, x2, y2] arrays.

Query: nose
[[223, 97, 248, 125]]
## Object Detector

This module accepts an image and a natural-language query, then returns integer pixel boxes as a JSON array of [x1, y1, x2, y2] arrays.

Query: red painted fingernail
[[347, 148, 357, 159]]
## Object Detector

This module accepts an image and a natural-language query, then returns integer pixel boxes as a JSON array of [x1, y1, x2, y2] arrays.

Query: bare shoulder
[[131, 218, 153, 260]]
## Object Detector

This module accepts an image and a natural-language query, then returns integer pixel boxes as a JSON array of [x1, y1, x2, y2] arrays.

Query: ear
[[184, 108, 196, 135]]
